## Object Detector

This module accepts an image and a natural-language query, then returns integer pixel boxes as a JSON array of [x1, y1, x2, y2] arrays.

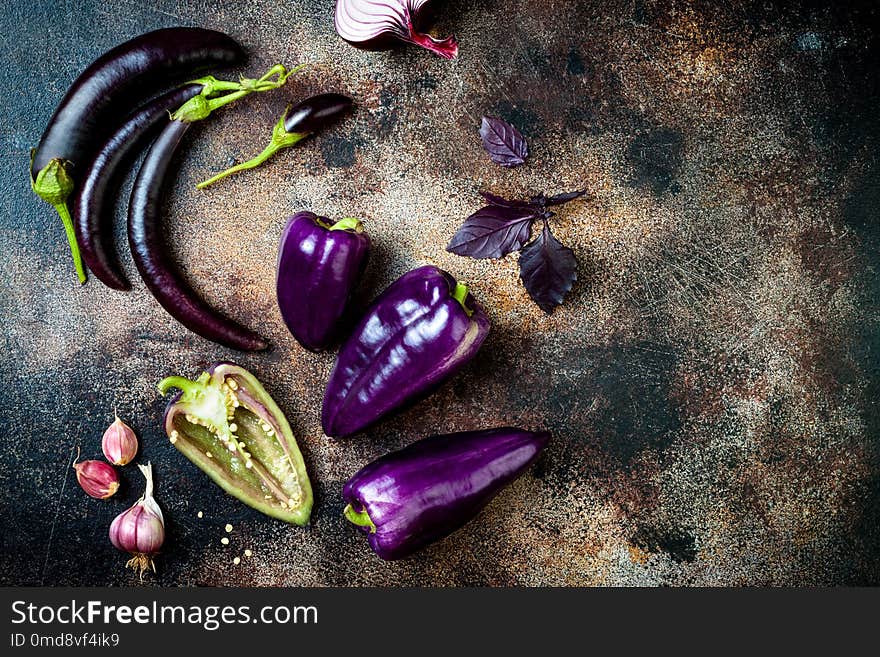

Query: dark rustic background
[[1, 0, 878, 586]]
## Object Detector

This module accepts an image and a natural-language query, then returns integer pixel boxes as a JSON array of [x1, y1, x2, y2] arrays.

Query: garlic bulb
[[109, 462, 164, 578]]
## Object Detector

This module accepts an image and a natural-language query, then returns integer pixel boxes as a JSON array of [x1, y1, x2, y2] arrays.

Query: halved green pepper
[[158, 362, 313, 525]]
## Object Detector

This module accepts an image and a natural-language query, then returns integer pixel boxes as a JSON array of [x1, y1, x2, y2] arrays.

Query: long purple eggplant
[[276, 211, 370, 351], [344, 427, 549, 560], [322, 265, 490, 438], [128, 119, 268, 351], [30, 28, 244, 284], [32, 28, 243, 179], [73, 84, 203, 290], [127, 64, 296, 351]]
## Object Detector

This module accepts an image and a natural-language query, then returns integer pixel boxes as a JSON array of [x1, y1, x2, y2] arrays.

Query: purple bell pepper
[[321, 265, 490, 438], [276, 211, 370, 351], [343, 427, 550, 560]]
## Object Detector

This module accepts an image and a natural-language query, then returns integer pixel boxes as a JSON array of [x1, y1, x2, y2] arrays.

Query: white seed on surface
[[244, 549, 252, 557], [225, 524, 233, 533], [233, 557, 241, 565], [197, 511, 203, 519], [221, 537, 229, 545]]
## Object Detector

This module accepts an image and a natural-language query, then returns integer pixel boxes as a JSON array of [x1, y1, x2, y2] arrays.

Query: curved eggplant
[[128, 119, 268, 351], [32, 27, 244, 179], [322, 265, 490, 438], [73, 84, 203, 290], [30, 27, 243, 284], [276, 212, 370, 351]]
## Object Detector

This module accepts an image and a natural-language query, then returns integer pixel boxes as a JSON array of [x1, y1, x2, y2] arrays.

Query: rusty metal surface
[[1, 0, 878, 586]]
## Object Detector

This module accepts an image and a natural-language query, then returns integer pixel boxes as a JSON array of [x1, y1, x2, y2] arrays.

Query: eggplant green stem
[[196, 106, 307, 189], [30, 155, 86, 284], [452, 282, 473, 316], [171, 63, 304, 124], [344, 504, 376, 533], [55, 199, 85, 283]]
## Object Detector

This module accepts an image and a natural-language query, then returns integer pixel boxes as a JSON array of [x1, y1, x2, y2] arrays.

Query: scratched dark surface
[[1, 0, 878, 586]]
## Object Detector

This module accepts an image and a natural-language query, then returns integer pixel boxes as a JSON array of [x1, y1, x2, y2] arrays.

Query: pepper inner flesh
[[171, 376, 303, 512]]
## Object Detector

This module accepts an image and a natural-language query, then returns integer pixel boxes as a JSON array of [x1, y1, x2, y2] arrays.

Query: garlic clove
[[101, 415, 138, 466], [73, 458, 120, 499]]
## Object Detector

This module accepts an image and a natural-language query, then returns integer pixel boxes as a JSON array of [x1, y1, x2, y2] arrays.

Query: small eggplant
[[276, 211, 370, 351], [73, 84, 203, 290], [344, 427, 550, 560], [322, 265, 490, 438], [30, 27, 244, 284], [197, 93, 354, 189], [158, 362, 313, 525]]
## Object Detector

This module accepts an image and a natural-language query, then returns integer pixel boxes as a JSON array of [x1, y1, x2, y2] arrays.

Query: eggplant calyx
[[329, 217, 363, 232], [451, 281, 474, 317], [196, 106, 306, 189], [344, 504, 377, 533], [29, 154, 86, 284], [172, 63, 302, 124]]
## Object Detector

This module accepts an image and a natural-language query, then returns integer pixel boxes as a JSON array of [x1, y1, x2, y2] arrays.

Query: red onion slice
[[335, 0, 459, 59]]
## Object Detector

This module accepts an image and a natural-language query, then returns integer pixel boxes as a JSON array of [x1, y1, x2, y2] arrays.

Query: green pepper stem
[[196, 106, 307, 189], [157, 375, 202, 396], [343, 504, 376, 533], [452, 282, 473, 316], [330, 217, 363, 232]]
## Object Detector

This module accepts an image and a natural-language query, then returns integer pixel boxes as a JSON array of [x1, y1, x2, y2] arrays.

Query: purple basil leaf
[[479, 190, 533, 209], [480, 116, 528, 167], [545, 190, 588, 206], [518, 223, 577, 313], [447, 205, 537, 259]]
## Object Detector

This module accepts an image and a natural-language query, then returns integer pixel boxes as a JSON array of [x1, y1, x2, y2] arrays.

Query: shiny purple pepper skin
[[276, 212, 370, 351], [321, 265, 490, 438], [343, 427, 550, 560]]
